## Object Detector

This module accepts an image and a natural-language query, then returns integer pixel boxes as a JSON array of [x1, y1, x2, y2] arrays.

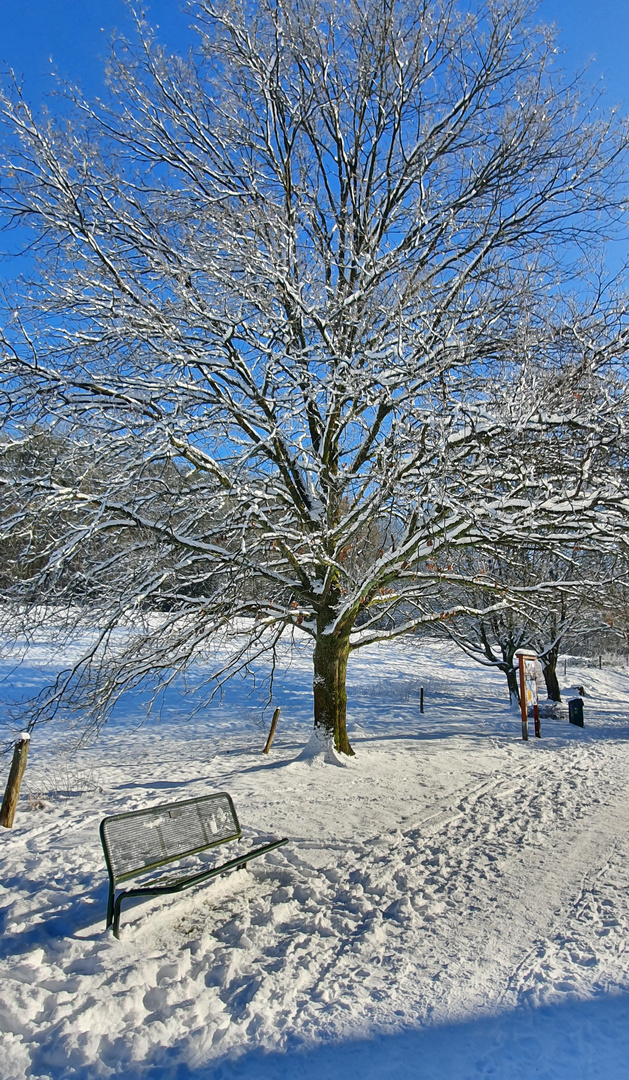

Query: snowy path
[[1, 638, 629, 1078]]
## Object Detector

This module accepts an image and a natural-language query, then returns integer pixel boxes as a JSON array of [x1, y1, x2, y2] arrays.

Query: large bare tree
[[1, 0, 627, 753]]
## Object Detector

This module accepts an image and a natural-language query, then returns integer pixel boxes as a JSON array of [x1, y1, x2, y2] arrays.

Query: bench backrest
[[100, 792, 241, 884]]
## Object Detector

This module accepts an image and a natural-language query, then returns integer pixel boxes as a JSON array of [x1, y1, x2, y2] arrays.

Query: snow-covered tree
[[1, 0, 628, 753]]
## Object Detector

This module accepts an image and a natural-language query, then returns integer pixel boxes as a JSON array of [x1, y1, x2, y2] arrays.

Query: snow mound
[[294, 728, 354, 767], [536, 701, 569, 719], [564, 683, 588, 698]]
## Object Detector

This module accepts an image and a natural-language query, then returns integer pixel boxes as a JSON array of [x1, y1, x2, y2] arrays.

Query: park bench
[[100, 791, 288, 938]]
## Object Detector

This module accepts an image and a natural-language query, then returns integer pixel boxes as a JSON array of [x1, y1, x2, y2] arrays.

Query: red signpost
[[516, 650, 541, 741]]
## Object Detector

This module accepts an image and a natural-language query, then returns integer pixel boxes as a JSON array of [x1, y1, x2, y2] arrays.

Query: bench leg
[[112, 893, 124, 939], [106, 882, 115, 930]]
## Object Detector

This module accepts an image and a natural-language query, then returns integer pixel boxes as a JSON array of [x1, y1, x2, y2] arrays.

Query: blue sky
[[541, 0, 629, 110], [0, 1, 627, 111]]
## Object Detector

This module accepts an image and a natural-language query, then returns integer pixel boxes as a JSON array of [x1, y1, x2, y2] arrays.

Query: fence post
[[262, 708, 281, 754], [0, 733, 31, 829]]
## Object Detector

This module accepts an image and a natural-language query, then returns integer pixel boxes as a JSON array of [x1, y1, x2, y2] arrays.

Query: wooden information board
[[516, 651, 540, 741]]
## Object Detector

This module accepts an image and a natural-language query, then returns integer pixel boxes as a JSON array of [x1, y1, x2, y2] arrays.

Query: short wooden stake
[[262, 707, 281, 754], [0, 733, 31, 829], [420, 686, 424, 713]]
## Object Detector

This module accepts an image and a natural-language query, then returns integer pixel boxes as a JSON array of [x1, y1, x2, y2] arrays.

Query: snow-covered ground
[[1, 633, 629, 1080]]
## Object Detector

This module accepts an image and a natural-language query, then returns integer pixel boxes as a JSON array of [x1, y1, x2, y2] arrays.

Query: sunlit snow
[[1, 633, 629, 1079]]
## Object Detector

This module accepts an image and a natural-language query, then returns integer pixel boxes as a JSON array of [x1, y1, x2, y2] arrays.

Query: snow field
[[1, 636, 629, 1078]]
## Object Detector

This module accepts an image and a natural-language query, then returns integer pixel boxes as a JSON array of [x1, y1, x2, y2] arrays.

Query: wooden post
[[599, 654, 602, 669], [262, 708, 281, 754], [420, 686, 424, 713], [0, 733, 30, 829]]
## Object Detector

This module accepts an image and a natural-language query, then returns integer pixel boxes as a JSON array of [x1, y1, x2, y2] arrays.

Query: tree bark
[[543, 660, 561, 702], [506, 665, 521, 706], [313, 630, 354, 756]]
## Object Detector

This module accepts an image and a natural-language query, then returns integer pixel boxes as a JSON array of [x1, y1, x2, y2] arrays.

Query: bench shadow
[[0, 876, 111, 957]]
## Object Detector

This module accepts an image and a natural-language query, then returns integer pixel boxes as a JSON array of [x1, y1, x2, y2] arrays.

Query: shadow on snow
[[126, 990, 629, 1080]]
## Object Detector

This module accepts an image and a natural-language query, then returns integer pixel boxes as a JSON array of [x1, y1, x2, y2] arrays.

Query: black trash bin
[[568, 697, 584, 727]]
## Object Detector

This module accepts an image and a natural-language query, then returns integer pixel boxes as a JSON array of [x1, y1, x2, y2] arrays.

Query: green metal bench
[[100, 791, 288, 938]]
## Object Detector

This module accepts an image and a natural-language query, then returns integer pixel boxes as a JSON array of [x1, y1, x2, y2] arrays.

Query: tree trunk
[[543, 660, 561, 702], [506, 665, 520, 706], [313, 630, 354, 756], [499, 635, 523, 707]]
